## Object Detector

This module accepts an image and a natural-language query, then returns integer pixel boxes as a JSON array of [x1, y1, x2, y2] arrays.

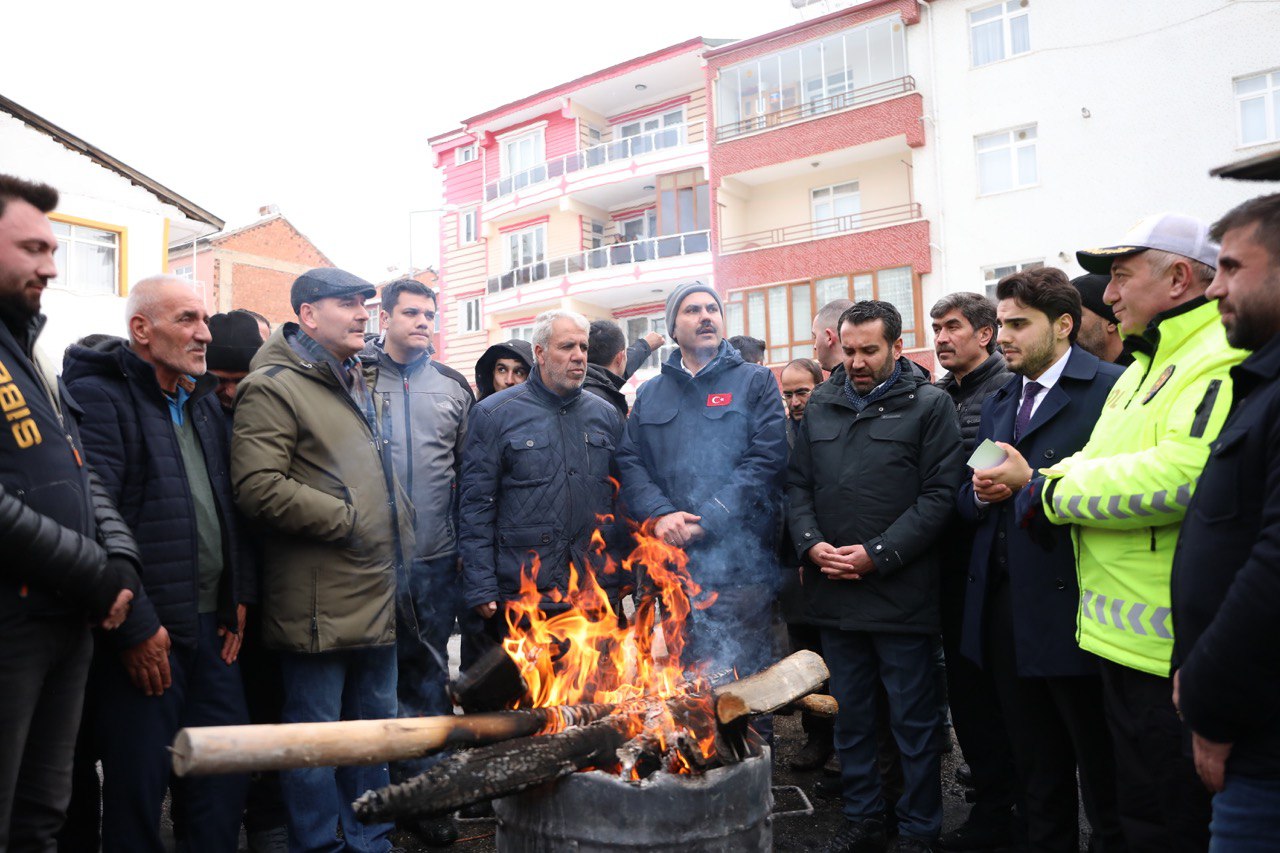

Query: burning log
[[170, 703, 613, 777], [353, 651, 828, 823]]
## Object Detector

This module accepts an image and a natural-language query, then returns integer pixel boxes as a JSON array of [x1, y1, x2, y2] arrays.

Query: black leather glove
[[85, 556, 141, 623]]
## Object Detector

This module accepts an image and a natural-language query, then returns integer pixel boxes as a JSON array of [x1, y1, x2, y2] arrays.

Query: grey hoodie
[[365, 342, 474, 562]]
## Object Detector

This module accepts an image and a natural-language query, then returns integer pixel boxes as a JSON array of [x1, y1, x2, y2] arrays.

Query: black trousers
[[942, 558, 1018, 825], [0, 612, 92, 852], [985, 580, 1126, 853], [1098, 658, 1211, 853]]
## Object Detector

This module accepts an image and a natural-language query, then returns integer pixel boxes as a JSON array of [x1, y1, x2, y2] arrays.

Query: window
[[460, 209, 478, 245], [811, 181, 861, 235], [625, 314, 677, 370], [454, 145, 478, 165], [976, 124, 1037, 195], [504, 225, 545, 272], [367, 300, 382, 335], [725, 266, 921, 362], [173, 264, 194, 281], [461, 297, 483, 334], [970, 0, 1030, 67], [982, 259, 1044, 300], [505, 324, 535, 342], [716, 16, 907, 138], [1236, 70, 1280, 147], [619, 210, 657, 242], [500, 129, 545, 179], [51, 220, 120, 296], [657, 171, 710, 237]]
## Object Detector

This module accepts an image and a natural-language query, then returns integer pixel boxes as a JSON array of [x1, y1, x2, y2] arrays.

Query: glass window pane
[[971, 20, 1003, 66], [975, 130, 1007, 151], [801, 43, 824, 104], [1240, 98, 1267, 144], [75, 241, 115, 295], [769, 347, 789, 364], [822, 35, 848, 95], [51, 220, 71, 237], [660, 190, 676, 234], [1016, 145, 1037, 185], [1236, 74, 1267, 96], [866, 22, 895, 85], [853, 274, 874, 302], [971, 4, 1003, 23], [1010, 14, 1030, 55], [768, 286, 788, 347], [761, 55, 781, 116], [780, 50, 801, 110], [695, 184, 709, 231], [717, 69, 741, 128], [726, 301, 745, 339], [791, 284, 811, 342], [816, 275, 848, 306], [747, 292, 766, 337], [978, 148, 1012, 194], [677, 187, 695, 232], [878, 267, 914, 339], [663, 110, 684, 126], [792, 343, 814, 360]]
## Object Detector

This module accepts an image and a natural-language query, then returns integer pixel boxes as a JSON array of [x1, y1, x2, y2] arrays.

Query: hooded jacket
[[362, 341, 473, 562], [583, 362, 629, 419], [231, 325, 414, 653], [457, 368, 623, 609], [787, 357, 964, 632], [0, 312, 140, 621], [62, 338, 254, 650], [615, 340, 788, 590], [475, 339, 534, 400]]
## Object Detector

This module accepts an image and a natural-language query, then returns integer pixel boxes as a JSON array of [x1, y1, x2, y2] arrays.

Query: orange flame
[[499, 519, 721, 772]]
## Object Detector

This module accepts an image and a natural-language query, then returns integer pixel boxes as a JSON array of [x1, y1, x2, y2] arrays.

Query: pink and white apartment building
[[429, 0, 933, 383]]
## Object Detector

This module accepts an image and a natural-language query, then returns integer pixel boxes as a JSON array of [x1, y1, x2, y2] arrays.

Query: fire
[[499, 517, 721, 776]]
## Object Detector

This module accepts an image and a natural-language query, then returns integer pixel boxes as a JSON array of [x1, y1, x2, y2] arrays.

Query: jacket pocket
[[497, 524, 559, 593], [1195, 427, 1246, 524], [584, 431, 615, 478], [506, 433, 552, 484]]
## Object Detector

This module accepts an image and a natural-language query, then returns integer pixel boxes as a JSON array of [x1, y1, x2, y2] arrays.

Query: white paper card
[[967, 438, 1009, 470]]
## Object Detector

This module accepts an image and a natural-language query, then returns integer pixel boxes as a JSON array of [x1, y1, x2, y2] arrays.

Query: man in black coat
[[956, 268, 1126, 852], [788, 301, 964, 853], [1172, 193, 1280, 845], [0, 174, 141, 851], [63, 275, 254, 853], [584, 319, 631, 419], [929, 292, 1020, 851]]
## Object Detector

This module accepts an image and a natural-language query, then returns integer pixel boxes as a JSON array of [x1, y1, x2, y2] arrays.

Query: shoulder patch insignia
[[1141, 365, 1175, 405]]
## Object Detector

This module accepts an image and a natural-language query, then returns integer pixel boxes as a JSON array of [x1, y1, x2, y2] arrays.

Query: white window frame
[[975, 124, 1038, 196], [460, 297, 483, 334], [50, 220, 121, 296], [615, 108, 685, 140], [982, 259, 1044, 301], [500, 128, 545, 178], [173, 264, 194, 281], [503, 224, 546, 272], [505, 324, 535, 342], [625, 313, 676, 370], [810, 181, 862, 234], [969, 0, 1031, 68], [459, 208, 479, 245], [454, 144, 478, 165], [618, 210, 657, 241], [1235, 69, 1280, 148]]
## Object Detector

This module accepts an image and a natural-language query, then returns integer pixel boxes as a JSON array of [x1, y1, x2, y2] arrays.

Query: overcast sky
[[2, 0, 811, 282]]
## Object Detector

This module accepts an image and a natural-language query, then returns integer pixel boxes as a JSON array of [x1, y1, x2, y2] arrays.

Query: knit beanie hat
[[207, 312, 264, 372], [665, 282, 723, 344]]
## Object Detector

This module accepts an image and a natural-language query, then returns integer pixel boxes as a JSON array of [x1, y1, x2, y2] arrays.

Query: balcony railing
[[484, 123, 701, 202], [487, 230, 710, 294], [719, 203, 921, 253], [715, 76, 916, 142]]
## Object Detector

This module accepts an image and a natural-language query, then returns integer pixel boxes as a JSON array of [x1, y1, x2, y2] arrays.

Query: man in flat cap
[[1071, 273, 1131, 366], [232, 268, 413, 853]]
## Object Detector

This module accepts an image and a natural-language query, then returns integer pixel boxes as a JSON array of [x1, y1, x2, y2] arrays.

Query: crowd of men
[[3, 166, 1280, 853]]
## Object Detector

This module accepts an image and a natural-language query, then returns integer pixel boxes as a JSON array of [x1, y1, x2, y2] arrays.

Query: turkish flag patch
[[707, 393, 733, 407]]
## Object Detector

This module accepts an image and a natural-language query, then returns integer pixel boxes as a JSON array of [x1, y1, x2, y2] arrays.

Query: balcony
[[484, 123, 705, 205], [715, 76, 916, 143], [488, 230, 710, 294], [720, 202, 922, 254]]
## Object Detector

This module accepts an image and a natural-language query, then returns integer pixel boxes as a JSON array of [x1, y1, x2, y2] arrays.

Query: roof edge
[[703, 0, 899, 61]]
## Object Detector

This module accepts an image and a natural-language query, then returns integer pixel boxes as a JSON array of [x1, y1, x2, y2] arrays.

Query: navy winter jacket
[[62, 340, 255, 650], [458, 368, 624, 610], [616, 341, 788, 590]]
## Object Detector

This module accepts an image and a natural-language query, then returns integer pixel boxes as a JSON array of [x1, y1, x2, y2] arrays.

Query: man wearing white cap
[[982, 213, 1246, 850]]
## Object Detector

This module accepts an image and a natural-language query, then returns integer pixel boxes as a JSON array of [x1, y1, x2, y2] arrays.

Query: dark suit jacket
[[956, 346, 1124, 678]]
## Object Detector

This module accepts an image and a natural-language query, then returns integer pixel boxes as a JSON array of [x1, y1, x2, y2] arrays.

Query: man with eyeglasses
[[780, 358, 823, 449]]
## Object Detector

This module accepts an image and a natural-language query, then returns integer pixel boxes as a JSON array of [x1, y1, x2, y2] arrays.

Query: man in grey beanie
[[616, 281, 787, 698]]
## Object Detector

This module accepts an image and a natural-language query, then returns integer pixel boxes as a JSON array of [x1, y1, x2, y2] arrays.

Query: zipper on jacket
[[401, 373, 414, 498], [1149, 527, 1157, 552]]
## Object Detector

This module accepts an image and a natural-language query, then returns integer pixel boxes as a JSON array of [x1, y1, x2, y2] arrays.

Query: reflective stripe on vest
[[1080, 589, 1172, 639], [1053, 480, 1195, 522]]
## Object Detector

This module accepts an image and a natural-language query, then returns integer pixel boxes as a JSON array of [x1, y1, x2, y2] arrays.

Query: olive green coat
[[231, 326, 413, 653]]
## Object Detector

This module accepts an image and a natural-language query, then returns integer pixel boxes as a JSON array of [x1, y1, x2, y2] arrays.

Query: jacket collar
[[525, 365, 582, 407], [822, 356, 925, 410], [0, 306, 45, 358], [660, 339, 740, 382], [944, 351, 1007, 390], [1233, 331, 1280, 386], [1127, 296, 1215, 357]]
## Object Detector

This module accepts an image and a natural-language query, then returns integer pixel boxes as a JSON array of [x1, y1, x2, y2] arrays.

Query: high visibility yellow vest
[[1039, 299, 1247, 676]]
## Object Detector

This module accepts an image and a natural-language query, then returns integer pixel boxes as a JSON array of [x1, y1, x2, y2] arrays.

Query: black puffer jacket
[[63, 339, 255, 650], [787, 359, 964, 632], [583, 362, 628, 419], [0, 313, 140, 619], [935, 352, 1014, 456]]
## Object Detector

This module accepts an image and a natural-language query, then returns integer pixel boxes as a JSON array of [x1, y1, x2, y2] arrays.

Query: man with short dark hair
[[1173, 194, 1280, 846], [232, 268, 413, 853], [1020, 214, 1247, 851], [617, 282, 786, 687], [729, 334, 767, 365], [957, 268, 1125, 853], [460, 310, 623, 628], [363, 278, 474, 846], [1071, 274, 1131, 366], [928, 292, 1019, 852], [789, 300, 964, 853], [64, 275, 255, 852], [780, 358, 822, 447], [584, 319, 630, 418], [0, 173, 140, 851]]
